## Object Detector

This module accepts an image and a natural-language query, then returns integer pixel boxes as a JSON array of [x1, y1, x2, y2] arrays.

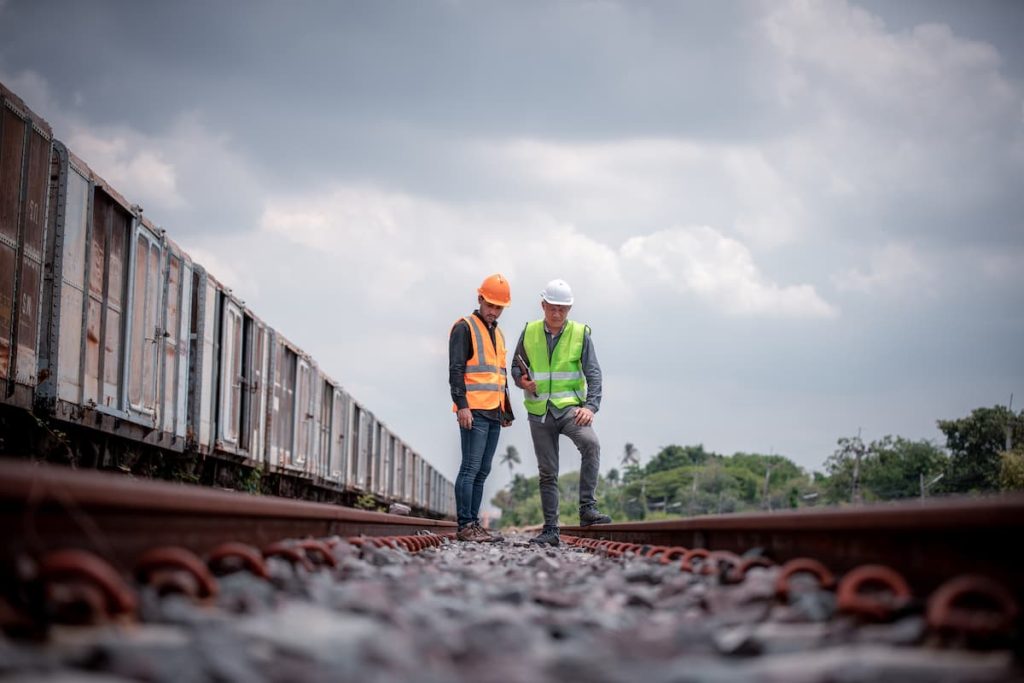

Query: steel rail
[[0, 460, 454, 571], [562, 495, 1024, 596]]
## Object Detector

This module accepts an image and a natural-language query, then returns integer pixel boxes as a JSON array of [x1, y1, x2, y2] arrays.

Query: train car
[[35, 141, 192, 452], [1, 82, 52, 411], [188, 267, 271, 466], [316, 373, 350, 487]]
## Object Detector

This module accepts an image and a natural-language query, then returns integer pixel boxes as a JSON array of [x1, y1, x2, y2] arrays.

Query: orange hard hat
[[478, 273, 511, 306]]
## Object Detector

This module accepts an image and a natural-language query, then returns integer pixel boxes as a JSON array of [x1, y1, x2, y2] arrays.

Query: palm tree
[[499, 445, 521, 474], [606, 468, 620, 487], [622, 442, 639, 468]]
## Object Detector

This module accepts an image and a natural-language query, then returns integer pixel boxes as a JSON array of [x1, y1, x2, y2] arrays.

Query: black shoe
[[579, 506, 612, 526], [529, 527, 560, 547]]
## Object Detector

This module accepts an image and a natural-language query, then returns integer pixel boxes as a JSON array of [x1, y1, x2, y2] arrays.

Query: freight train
[[0, 81, 453, 518]]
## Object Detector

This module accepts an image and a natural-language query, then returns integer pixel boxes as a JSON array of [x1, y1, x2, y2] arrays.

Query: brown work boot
[[457, 525, 481, 542], [474, 522, 504, 543]]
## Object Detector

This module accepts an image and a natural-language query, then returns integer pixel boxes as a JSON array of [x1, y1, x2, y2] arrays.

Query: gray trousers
[[529, 410, 601, 528]]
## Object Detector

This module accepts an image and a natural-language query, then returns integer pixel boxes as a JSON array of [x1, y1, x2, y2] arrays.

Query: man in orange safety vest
[[449, 274, 514, 542]]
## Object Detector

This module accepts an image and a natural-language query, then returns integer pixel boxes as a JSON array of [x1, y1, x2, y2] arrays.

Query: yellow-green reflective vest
[[522, 320, 586, 416]]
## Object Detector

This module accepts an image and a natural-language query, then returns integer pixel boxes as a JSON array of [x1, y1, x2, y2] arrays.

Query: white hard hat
[[541, 279, 574, 305]]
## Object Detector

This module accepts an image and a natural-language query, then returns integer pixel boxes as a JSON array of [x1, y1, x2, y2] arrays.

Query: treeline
[[492, 404, 1024, 527]]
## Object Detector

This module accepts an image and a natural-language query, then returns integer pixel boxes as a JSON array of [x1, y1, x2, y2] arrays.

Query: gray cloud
[[1, 0, 1021, 497]]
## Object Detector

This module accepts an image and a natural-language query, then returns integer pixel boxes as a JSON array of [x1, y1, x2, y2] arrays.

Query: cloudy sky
[[3, 0, 1022, 509]]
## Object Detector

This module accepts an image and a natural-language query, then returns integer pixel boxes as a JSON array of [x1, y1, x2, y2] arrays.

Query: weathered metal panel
[[83, 297, 101, 405], [330, 387, 348, 484], [414, 451, 422, 507], [308, 368, 323, 478], [292, 357, 313, 470], [0, 107, 21, 380], [394, 440, 406, 501], [345, 401, 360, 486], [404, 445, 414, 504], [0, 243, 15, 378], [186, 267, 210, 449], [0, 107, 22, 243], [142, 237, 160, 412], [161, 251, 181, 430], [55, 166, 90, 403], [384, 431, 396, 499], [318, 379, 333, 479], [372, 423, 383, 496], [247, 321, 268, 459], [126, 224, 162, 417], [353, 406, 368, 489], [270, 338, 296, 467], [157, 242, 190, 440], [200, 275, 217, 447], [174, 258, 192, 438], [13, 123, 50, 387], [218, 300, 243, 446], [81, 190, 131, 411]]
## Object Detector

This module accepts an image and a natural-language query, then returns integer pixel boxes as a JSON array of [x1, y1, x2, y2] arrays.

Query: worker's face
[[542, 300, 571, 331], [478, 296, 505, 325]]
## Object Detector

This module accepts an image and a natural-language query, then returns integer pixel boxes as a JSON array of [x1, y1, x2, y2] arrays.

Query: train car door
[[246, 320, 269, 461], [217, 299, 243, 447], [293, 357, 314, 471], [160, 247, 191, 439], [269, 340, 296, 467], [330, 388, 348, 485], [125, 221, 164, 418]]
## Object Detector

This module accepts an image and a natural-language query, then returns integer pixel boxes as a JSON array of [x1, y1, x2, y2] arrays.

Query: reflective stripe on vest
[[453, 315, 507, 412], [522, 320, 586, 416]]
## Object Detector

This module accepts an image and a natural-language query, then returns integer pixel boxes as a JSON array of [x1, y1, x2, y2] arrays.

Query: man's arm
[[449, 320, 472, 410], [510, 329, 537, 395], [581, 328, 602, 413]]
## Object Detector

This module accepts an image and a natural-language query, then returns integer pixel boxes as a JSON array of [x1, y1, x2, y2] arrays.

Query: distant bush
[[998, 450, 1024, 491]]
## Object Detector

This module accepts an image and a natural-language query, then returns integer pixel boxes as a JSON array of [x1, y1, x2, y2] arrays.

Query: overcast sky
[[3, 0, 1022, 510]]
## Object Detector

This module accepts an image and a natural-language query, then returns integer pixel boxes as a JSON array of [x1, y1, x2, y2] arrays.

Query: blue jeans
[[455, 413, 501, 527]]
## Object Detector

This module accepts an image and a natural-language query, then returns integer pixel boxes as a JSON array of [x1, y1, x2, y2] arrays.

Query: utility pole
[[920, 472, 925, 500], [762, 464, 773, 511], [689, 470, 699, 516], [1007, 393, 1014, 452], [851, 429, 864, 505]]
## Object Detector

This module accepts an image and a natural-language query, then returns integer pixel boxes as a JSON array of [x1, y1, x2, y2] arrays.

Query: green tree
[[823, 435, 867, 504], [999, 450, 1024, 491], [865, 436, 947, 499], [824, 434, 948, 502], [647, 444, 710, 474], [938, 406, 1024, 493]]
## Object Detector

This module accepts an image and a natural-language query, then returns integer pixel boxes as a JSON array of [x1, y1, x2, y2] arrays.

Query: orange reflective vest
[[452, 315, 508, 412]]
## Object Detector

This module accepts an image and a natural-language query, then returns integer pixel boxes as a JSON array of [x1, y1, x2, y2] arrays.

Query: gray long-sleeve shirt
[[510, 321, 602, 423]]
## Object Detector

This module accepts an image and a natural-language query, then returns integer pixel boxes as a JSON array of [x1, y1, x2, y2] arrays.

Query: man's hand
[[573, 407, 595, 426], [457, 408, 473, 430], [520, 377, 537, 395]]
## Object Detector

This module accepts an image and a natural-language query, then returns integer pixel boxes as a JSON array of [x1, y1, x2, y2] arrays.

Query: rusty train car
[[0, 81, 452, 519]]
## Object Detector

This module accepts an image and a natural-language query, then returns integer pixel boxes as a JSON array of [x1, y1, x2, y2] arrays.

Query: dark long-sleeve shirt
[[510, 321, 602, 423], [448, 311, 513, 422]]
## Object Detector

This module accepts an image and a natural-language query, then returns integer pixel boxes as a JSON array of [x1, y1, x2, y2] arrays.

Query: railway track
[[0, 459, 454, 570], [2, 460, 1021, 681], [562, 494, 1024, 596]]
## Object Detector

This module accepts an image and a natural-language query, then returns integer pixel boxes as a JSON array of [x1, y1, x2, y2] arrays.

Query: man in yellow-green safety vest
[[511, 278, 612, 546]]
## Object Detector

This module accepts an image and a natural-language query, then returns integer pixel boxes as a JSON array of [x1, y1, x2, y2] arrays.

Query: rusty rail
[[561, 494, 1024, 597], [0, 459, 454, 572]]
